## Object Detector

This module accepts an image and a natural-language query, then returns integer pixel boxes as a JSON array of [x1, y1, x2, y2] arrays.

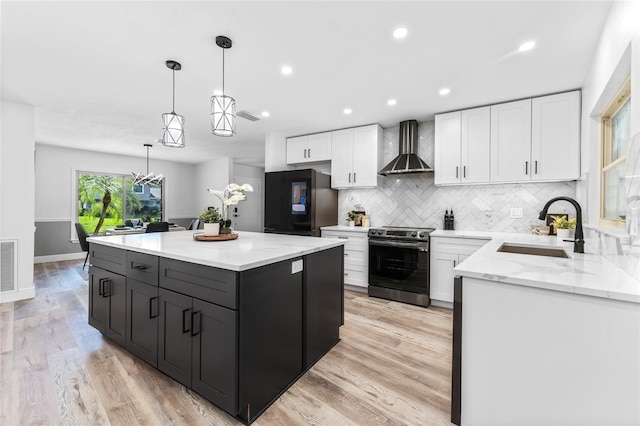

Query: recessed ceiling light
[[393, 27, 408, 39], [387, 99, 397, 106], [261, 111, 270, 117], [439, 88, 451, 96], [281, 65, 293, 75], [518, 41, 536, 52], [343, 108, 352, 115]]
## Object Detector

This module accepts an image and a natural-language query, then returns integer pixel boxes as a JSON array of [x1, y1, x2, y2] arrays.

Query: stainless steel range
[[368, 226, 435, 307]]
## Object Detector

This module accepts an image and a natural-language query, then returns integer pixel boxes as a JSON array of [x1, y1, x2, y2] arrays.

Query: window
[[601, 76, 631, 227], [77, 171, 164, 233]]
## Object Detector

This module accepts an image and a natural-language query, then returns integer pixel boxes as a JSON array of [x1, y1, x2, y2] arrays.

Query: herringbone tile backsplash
[[338, 121, 577, 232]]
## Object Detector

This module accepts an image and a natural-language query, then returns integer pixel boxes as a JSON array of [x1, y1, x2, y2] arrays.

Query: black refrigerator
[[264, 169, 338, 237]]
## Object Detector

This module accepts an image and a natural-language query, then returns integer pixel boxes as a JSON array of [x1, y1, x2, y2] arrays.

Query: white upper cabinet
[[286, 132, 332, 164], [331, 124, 383, 189], [531, 91, 580, 181], [435, 107, 490, 185], [490, 99, 532, 182], [434, 111, 462, 185]]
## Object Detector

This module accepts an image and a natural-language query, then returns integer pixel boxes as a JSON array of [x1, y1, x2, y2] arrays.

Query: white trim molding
[[35, 252, 85, 264]]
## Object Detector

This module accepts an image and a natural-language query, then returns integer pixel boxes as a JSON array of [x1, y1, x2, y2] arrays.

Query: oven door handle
[[369, 239, 428, 251]]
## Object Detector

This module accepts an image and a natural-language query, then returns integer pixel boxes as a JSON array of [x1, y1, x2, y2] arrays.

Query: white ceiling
[[1, 1, 611, 167]]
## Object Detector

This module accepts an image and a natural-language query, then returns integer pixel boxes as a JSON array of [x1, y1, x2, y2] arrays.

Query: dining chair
[[187, 218, 200, 230], [145, 222, 169, 233], [74, 223, 90, 269], [125, 219, 133, 227]]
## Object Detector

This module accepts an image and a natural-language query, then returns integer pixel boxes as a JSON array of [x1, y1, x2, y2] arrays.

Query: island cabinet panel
[[88, 265, 126, 347], [237, 258, 303, 424], [304, 246, 343, 369], [126, 278, 159, 367], [158, 288, 194, 387], [126, 251, 159, 286], [159, 258, 237, 310], [158, 287, 239, 416], [90, 243, 127, 275], [191, 298, 238, 414]]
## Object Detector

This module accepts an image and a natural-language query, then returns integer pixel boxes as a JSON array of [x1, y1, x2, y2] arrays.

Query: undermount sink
[[497, 243, 570, 258]]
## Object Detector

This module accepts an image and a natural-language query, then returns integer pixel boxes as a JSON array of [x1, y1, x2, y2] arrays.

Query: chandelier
[[132, 143, 163, 186]]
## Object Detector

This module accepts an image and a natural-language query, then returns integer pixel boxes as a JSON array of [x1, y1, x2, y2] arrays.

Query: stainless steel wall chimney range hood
[[378, 120, 433, 176]]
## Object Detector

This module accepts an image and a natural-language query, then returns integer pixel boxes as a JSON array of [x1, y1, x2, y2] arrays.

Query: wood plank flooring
[[1, 260, 453, 425]]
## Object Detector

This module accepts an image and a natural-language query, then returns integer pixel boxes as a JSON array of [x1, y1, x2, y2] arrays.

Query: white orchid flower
[[226, 183, 242, 192], [240, 183, 254, 192]]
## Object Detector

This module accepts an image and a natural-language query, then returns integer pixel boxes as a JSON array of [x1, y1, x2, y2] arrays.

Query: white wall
[[195, 157, 233, 214], [1, 101, 35, 302], [35, 144, 199, 222], [581, 1, 640, 226]]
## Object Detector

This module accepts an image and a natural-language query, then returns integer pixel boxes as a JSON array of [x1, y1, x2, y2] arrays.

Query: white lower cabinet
[[430, 236, 488, 306], [322, 229, 368, 289]]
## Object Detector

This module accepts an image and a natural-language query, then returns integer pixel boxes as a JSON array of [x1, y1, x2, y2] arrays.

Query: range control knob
[[411, 232, 417, 237], [419, 232, 425, 238], [377, 230, 384, 235]]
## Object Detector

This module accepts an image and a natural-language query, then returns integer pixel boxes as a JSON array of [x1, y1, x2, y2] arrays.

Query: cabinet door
[[331, 128, 354, 188], [352, 125, 381, 187], [126, 278, 159, 367], [286, 136, 308, 164], [531, 91, 580, 181], [104, 272, 126, 347], [490, 99, 532, 182], [191, 299, 238, 415], [88, 266, 108, 333], [430, 252, 458, 303], [462, 107, 491, 184], [307, 132, 332, 162], [435, 111, 462, 184], [158, 288, 193, 387]]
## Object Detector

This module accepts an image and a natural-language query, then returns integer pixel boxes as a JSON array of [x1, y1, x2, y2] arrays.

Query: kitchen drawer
[[126, 251, 159, 286], [90, 243, 126, 275], [344, 265, 367, 288], [430, 237, 489, 256], [159, 258, 237, 310]]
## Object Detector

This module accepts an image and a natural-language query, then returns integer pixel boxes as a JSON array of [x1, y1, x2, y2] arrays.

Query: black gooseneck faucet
[[538, 196, 585, 253]]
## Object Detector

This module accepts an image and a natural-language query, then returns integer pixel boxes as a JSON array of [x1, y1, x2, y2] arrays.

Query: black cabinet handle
[[101, 279, 111, 298], [348, 173, 351, 183], [132, 263, 149, 270], [308, 148, 311, 158], [98, 277, 106, 296], [149, 297, 159, 319], [191, 311, 200, 336], [535, 160, 538, 174], [182, 308, 191, 333], [463, 166, 466, 178], [456, 166, 459, 178], [525, 161, 529, 175], [353, 173, 356, 182]]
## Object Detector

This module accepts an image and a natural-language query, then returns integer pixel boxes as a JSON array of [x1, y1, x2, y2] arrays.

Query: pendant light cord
[[222, 48, 225, 96], [172, 69, 176, 113], [146, 145, 150, 174]]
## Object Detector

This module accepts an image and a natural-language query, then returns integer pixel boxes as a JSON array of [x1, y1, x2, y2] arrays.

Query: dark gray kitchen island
[[86, 231, 345, 424]]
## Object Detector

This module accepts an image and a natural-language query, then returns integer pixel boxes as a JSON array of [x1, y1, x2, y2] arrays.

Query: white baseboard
[[430, 299, 453, 309], [34, 252, 86, 264], [0, 287, 35, 303]]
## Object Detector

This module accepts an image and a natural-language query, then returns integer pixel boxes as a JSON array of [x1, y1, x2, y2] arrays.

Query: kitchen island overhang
[[86, 231, 346, 425]]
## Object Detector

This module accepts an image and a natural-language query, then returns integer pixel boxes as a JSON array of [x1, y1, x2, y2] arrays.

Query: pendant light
[[210, 36, 236, 137], [162, 60, 185, 148], [132, 144, 163, 186]]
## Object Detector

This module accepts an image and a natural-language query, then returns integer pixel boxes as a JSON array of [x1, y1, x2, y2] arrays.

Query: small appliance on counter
[[264, 169, 338, 237], [368, 226, 435, 307]]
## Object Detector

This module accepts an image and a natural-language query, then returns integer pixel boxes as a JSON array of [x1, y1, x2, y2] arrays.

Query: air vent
[[237, 110, 262, 122], [1, 240, 17, 293]]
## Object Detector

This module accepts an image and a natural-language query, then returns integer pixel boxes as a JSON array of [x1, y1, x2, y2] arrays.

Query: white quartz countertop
[[87, 231, 346, 272], [448, 231, 640, 304]]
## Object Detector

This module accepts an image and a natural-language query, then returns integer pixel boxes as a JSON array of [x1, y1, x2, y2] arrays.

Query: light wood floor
[[1, 260, 453, 425]]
